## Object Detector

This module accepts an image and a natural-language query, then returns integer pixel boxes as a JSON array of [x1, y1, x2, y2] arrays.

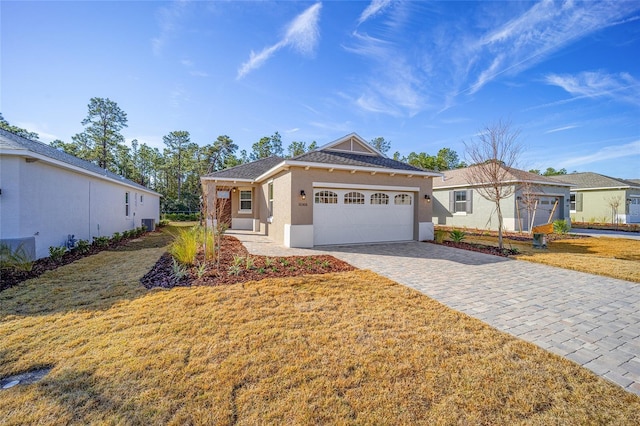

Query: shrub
[[553, 219, 570, 234], [75, 239, 91, 255], [171, 258, 188, 280], [227, 264, 242, 276], [158, 219, 171, 227], [170, 227, 199, 266], [162, 212, 200, 222], [449, 229, 466, 242], [0, 243, 34, 272], [93, 236, 110, 247], [434, 229, 447, 243], [49, 246, 67, 263], [111, 232, 122, 243]]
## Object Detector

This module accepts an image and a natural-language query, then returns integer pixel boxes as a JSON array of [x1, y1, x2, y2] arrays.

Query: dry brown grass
[[1, 238, 639, 424], [459, 234, 640, 283]]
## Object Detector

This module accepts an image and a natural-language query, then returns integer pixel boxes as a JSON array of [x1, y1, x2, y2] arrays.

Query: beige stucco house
[[432, 165, 573, 232], [552, 172, 640, 224], [201, 133, 441, 247]]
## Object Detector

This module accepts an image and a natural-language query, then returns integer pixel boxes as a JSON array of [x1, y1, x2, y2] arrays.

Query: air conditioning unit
[[141, 219, 155, 232]]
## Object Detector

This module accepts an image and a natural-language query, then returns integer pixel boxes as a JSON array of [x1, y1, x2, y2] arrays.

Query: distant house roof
[[202, 133, 440, 183], [551, 172, 640, 190], [203, 155, 284, 180], [433, 164, 574, 189], [0, 128, 159, 195]]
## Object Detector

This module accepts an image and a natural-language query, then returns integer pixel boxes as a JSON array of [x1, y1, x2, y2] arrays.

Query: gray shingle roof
[[292, 150, 427, 172], [0, 128, 158, 194], [203, 155, 284, 180], [551, 172, 640, 189], [433, 164, 573, 188]]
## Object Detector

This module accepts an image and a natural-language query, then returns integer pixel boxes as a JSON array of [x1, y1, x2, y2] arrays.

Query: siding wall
[[571, 189, 640, 223], [432, 184, 570, 231], [0, 155, 160, 259]]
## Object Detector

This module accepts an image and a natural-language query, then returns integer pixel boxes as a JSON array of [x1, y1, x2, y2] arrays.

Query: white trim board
[[312, 182, 420, 192]]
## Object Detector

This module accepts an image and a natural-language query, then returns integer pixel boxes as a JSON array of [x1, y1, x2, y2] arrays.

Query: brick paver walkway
[[229, 230, 640, 396]]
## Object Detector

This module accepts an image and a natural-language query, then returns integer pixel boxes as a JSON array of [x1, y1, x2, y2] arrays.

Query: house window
[[449, 190, 472, 213], [371, 193, 389, 205], [570, 192, 583, 212], [140, 195, 144, 204], [394, 194, 412, 205], [125, 192, 130, 217], [315, 190, 338, 204], [268, 182, 274, 217], [344, 191, 365, 204], [239, 189, 252, 212]]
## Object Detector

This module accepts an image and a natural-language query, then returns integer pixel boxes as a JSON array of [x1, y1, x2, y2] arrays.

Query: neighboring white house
[[432, 165, 573, 232], [0, 128, 160, 259]]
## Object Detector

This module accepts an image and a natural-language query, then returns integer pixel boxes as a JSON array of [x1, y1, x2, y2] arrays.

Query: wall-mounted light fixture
[[232, 187, 237, 193], [424, 194, 431, 202], [300, 190, 306, 200]]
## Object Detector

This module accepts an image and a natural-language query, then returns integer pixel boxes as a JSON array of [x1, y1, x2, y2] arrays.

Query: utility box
[[532, 233, 547, 249], [141, 219, 155, 232]]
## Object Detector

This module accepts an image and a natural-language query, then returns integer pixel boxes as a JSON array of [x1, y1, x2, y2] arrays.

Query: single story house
[[201, 133, 441, 247], [551, 172, 640, 224], [0, 128, 160, 260], [432, 165, 573, 232]]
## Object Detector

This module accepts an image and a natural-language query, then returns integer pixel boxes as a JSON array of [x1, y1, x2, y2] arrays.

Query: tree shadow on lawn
[[313, 240, 512, 266]]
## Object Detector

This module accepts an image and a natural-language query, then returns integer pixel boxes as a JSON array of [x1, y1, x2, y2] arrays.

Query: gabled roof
[[201, 133, 440, 183], [0, 128, 159, 195], [291, 150, 423, 171], [202, 155, 284, 180], [551, 172, 640, 190], [433, 164, 573, 189]]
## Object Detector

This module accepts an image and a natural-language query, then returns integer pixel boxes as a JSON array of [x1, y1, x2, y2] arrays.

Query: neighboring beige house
[[552, 172, 640, 224], [432, 165, 573, 232], [201, 133, 441, 247]]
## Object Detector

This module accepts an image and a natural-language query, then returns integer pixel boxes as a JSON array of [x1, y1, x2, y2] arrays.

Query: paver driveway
[[230, 231, 640, 396]]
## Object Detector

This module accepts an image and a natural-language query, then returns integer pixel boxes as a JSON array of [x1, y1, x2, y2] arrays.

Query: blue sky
[[2, 0, 639, 178]]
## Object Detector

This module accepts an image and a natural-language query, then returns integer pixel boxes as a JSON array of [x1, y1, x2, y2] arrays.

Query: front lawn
[[1, 232, 639, 424], [436, 230, 640, 283]]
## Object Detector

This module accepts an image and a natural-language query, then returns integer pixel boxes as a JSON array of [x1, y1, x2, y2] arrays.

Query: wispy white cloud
[[358, 0, 394, 25], [344, 2, 426, 117], [544, 125, 578, 134], [544, 71, 640, 106], [462, 1, 640, 95], [559, 140, 640, 168], [237, 3, 322, 79], [16, 122, 58, 142], [151, 0, 190, 56], [180, 57, 209, 77]]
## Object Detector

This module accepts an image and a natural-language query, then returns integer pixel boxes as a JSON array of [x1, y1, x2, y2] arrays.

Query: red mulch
[[428, 241, 519, 257], [140, 236, 356, 289]]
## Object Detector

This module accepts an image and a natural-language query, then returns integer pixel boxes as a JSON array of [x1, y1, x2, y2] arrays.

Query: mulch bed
[[141, 236, 355, 289], [430, 241, 519, 257]]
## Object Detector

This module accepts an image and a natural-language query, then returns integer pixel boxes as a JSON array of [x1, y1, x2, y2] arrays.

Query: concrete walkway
[[228, 230, 640, 396]]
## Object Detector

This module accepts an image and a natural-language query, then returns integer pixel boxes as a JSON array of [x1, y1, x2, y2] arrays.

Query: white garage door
[[313, 188, 414, 245]]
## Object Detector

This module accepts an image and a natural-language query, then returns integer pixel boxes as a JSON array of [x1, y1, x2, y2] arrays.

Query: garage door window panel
[[371, 193, 389, 205], [344, 192, 365, 205], [394, 194, 412, 205], [315, 190, 338, 204]]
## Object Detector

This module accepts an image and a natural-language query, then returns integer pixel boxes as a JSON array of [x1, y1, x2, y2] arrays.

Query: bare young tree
[[464, 119, 522, 249], [606, 196, 623, 228]]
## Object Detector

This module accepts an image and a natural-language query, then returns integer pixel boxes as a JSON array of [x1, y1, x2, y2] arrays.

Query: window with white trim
[[239, 189, 252, 212], [371, 193, 389, 205], [394, 194, 412, 205], [315, 190, 338, 204], [344, 191, 365, 204], [125, 192, 130, 217]]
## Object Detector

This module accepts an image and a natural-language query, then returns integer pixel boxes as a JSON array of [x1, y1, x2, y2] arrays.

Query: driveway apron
[[229, 230, 640, 396]]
